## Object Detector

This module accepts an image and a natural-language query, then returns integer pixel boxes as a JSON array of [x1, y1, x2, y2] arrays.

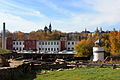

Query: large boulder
[[0, 55, 9, 67]]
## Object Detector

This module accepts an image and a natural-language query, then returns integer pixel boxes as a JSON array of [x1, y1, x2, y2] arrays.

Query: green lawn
[[0, 48, 12, 54], [19, 68, 120, 80]]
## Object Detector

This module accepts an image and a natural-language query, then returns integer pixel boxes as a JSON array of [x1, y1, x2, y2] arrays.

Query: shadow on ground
[[17, 70, 41, 80]]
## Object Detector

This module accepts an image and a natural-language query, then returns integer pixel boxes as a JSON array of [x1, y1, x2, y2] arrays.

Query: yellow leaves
[[109, 31, 120, 56], [25, 30, 65, 40], [74, 39, 93, 57]]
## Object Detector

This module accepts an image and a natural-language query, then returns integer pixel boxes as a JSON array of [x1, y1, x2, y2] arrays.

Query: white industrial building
[[37, 40, 60, 53], [12, 40, 78, 54], [13, 41, 24, 51]]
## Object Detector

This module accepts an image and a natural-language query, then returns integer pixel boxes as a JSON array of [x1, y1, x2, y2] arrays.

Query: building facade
[[6, 37, 78, 53], [37, 40, 60, 53], [13, 41, 24, 51]]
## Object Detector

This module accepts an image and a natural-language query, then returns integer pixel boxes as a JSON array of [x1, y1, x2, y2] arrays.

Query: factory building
[[6, 37, 78, 54]]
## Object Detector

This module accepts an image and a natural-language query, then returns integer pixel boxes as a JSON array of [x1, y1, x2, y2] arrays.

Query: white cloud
[[84, 0, 120, 25], [59, 0, 120, 31], [0, 0, 120, 33], [0, 12, 40, 32], [0, 0, 46, 18]]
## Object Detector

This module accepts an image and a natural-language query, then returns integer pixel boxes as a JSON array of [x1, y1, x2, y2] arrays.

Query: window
[[48, 42, 50, 45], [16, 42, 18, 45], [57, 48, 59, 51], [68, 42, 70, 45], [48, 48, 50, 51], [42, 48, 44, 50], [23, 42, 24, 45], [51, 42, 53, 45], [54, 42, 56, 45], [57, 42, 59, 45], [72, 47, 74, 50], [51, 48, 53, 51], [39, 48, 41, 50], [72, 42, 74, 45], [29, 42, 31, 46], [19, 47, 21, 51], [42, 42, 44, 45], [39, 42, 41, 45], [68, 47, 70, 50], [45, 48, 47, 51], [54, 48, 56, 51], [13, 42, 15, 45], [45, 42, 47, 45], [20, 42, 21, 45]]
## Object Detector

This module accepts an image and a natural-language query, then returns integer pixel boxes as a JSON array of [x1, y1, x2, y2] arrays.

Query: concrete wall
[[0, 63, 31, 80], [93, 47, 104, 61]]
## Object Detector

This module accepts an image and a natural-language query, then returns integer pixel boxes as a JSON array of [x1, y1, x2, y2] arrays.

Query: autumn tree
[[101, 33, 111, 51], [109, 31, 119, 56], [74, 34, 94, 57]]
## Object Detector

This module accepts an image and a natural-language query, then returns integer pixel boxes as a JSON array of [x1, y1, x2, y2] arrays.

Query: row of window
[[39, 48, 59, 51], [13, 47, 59, 52], [13, 42, 24, 45], [13, 47, 23, 50], [67, 42, 76, 45], [39, 42, 59, 45], [13, 41, 60, 46], [13, 41, 76, 46], [67, 47, 74, 50]]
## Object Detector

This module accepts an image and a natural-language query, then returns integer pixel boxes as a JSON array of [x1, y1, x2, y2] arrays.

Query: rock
[[57, 68, 63, 71], [0, 55, 9, 67], [116, 68, 120, 70]]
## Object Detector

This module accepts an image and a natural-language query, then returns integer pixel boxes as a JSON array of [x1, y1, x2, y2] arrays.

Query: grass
[[0, 48, 12, 54], [18, 68, 120, 80]]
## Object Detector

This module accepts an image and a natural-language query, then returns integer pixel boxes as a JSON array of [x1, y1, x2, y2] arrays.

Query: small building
[[93, 39, 104, 61]]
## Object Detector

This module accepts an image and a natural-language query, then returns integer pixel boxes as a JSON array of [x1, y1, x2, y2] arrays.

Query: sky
[[0, 0, 120, 33]]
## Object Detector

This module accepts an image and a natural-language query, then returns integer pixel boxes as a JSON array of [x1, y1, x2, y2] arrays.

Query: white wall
[[37, 40, 60, 52], [66, 41, 77, 51], [13, 41, 24, 51], [93, 47, 104, 61]]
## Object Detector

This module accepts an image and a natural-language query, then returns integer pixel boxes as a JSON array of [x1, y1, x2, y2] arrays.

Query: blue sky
[[0, 0, 120, 32]]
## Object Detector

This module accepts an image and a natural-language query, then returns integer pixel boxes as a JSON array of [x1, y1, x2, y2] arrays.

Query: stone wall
[[0, 63, 31, 80]]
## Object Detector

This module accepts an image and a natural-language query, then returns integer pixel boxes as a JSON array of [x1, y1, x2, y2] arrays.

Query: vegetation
[[101, 30, 120, 56], [74, 30, 120, 57], [0, 28, 120, 56], [18, 68, 120, 80], [74, 34, 95, 57], [0, 48, 12, 54]]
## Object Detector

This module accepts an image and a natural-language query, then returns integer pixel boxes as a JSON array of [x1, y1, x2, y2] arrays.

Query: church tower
[[49, 23, 52, 33], [100, 27, 102, 33], [44, 25, 48, 32]]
